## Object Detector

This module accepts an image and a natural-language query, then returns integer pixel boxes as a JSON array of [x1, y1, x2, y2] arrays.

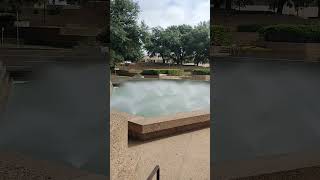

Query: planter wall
[[256, 41, 320, 61], [192, 75, 210, 81]]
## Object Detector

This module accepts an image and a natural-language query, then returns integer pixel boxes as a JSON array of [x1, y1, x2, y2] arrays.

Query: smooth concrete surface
[[110, 110, 210, 179], [212, 58, 320, 177], [129, 128, 210, 180]]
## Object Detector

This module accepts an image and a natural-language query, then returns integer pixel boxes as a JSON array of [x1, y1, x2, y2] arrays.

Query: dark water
[[0, 63, 109, 175], [212, 59, 320, 163]]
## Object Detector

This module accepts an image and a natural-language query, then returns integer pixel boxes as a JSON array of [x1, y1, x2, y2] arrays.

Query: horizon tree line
[[106, 0, 210, 66]]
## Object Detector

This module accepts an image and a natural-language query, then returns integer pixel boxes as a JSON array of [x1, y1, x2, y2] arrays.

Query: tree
[[164, 25, 193, 65], [317, 0, 320, 17], [144, 26, 171, 64], [292, 0, 314, 16], [233, 0, 253, 11], [110, 0, 144, 65], [212, 0, 224, 9], [32, 0, 47, 24], [144, 25, 193, 65], [267, 0, 289, 14], [66, 0, 89, 5], [185, 22, 210, 66], [145, 23, 209, 66], [226, 0, 232, 10]]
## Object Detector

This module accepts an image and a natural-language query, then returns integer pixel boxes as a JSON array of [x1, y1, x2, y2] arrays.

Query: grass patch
[[141, 69, 184, 76], [192, 69, 210, 75], [241, 46, 272, 52]]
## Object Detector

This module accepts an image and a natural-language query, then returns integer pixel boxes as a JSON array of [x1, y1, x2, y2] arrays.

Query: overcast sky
[[136, 0, 210, 28]]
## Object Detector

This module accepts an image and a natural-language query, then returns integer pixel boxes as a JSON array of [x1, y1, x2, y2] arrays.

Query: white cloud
[[136, 0, 210, 28]]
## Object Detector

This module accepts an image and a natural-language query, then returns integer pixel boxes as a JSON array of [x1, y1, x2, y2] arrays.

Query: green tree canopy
[[145, 22, 210, 66], [185, 22, 210, 66], [110, 0, 144, 65]]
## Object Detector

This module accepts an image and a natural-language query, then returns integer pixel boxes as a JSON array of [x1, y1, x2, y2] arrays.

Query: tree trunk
[[43, 2, 46, 24], [213, 0, 222, 9], [226, 0, 232, 11], [276, 0, 286, 14], [318, 0, 320, 17]]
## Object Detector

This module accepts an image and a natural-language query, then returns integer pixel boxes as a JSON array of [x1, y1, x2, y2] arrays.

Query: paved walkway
[[128, 128, 210, 180]]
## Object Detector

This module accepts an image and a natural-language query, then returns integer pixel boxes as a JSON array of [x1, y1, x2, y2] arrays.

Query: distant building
[[48, 0, 68, 5], [214, 0, 319, 18], [143, 55, 163, 63]]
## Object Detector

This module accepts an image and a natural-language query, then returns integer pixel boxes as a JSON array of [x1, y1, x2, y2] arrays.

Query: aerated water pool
[[110, 80, 210, 117]]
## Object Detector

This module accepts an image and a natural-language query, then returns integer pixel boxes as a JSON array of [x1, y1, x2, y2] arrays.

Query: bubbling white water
[[110, 80, 210, 117]]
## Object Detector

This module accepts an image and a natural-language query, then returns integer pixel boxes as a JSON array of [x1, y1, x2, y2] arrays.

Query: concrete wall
[[232, 32, 259, 45], [257, 42, 320, 61]]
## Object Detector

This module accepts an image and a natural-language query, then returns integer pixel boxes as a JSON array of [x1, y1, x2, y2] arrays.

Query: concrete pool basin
[[128, 110, 210, 140]]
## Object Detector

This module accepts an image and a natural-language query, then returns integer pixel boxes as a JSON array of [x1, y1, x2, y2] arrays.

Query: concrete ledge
[[128, 110, 210, 140], [191, 75, 210, 81]]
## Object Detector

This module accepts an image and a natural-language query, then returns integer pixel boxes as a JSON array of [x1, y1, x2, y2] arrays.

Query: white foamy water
[[111, 80, 210, 117]]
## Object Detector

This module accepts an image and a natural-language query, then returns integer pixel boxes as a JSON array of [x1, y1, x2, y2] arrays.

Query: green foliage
[[145, 22, 210, 66], [109, 0, 144, 65], [259, 24, 320, 42], [237, 24, 266, 32], [144, 26, 170, 63], [141, 69, 184, 76], [211, 25, 232, 46], [233, 0, 253, 10], [185, 22, 210, 66], [192, 69, 210, 75]]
